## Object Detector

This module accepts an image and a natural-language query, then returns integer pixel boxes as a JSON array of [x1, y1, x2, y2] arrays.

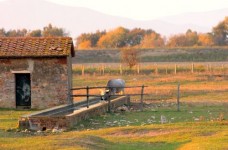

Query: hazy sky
[[46, 0, 228, 20]]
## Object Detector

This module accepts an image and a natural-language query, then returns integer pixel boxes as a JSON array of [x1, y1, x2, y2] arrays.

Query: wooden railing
[[71, 85, 147, 112]]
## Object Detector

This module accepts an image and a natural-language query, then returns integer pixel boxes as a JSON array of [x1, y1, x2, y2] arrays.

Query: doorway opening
[[15, 73, 31, 109]]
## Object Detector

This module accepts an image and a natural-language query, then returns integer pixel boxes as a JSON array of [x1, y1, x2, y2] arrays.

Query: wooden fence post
[[177, 82, 180, 111], [102, 65, 105, 75], [156, 64, 158, 75], [99, 65, 102, 75], [107, 95, 111, 113], [140, 85, 145, 111], [191, 63, 194, 73], [137, 64, 140, 74], [81, 65, 85, 76], [222, 64, 224, 75], [86, 86, 89, 108], [174, 64, 177, 75], [120, 64, 122, 75], [210, 64, 212, 74]]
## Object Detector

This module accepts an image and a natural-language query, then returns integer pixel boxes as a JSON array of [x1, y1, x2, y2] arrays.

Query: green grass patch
[[76, 135, 185, 150], [72, 103, 228, 131], [0, 105, 227, 149], [0, 108, 36, 130]]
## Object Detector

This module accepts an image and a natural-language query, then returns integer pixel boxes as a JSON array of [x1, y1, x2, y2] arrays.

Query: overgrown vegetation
[[121, 48, 140, 69]]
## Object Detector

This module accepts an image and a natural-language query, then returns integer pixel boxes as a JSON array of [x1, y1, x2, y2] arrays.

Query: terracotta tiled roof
[[0, 37, 75, 58]]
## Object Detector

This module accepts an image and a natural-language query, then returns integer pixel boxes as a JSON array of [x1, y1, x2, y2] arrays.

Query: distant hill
[[0, 0, 227, 38]]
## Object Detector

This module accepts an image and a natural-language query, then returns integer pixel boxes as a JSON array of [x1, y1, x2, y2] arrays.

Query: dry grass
[[72, 73, 228, 102]]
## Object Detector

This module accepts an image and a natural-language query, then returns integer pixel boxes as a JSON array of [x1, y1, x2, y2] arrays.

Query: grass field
[[0, 72, 228, 149], [72, 62, 228, 78], [0, 104, 228, 149]]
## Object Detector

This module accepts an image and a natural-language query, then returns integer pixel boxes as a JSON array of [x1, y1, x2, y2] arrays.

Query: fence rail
[[71, 85, 147, 111], [71, 85, 146, 90], [73, 63, 228, 76], [71, 82, 228, 112]]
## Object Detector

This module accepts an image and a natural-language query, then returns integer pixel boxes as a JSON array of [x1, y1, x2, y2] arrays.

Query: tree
[[77, 40, 91, 49], [121, 48, 139, 69], [42, 24, 68, 37], [90, 30, 106, 47], [212, 17, 228, 46], [167, 34, 187, 47], [5, 29, 27, 37], [76, 30, 106, 48], [28, 29, 42, 37], [126, 28, 145, 47], [167, 29, 199, 47], [140, 32, 165, 48], [97, 27, 129, 48], [198, 33, 214, 46], [185, 29, 198, 46], [0, 24, 69, 37], [0, 28, 6, 37]]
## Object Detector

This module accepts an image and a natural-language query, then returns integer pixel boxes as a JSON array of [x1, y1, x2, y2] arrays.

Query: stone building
[[0, 37, 75, 109]]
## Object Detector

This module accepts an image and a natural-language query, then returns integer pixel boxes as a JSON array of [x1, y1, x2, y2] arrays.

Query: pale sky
[[46, 0, 228, 20]]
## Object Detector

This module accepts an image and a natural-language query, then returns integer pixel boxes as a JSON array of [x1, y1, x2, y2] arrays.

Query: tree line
[[0, 24, 68, 37], [77, 16, 228, 49], [0, 17, 227, 48]]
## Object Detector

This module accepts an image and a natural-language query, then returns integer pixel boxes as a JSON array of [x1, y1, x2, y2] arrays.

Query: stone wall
[[19, 96, 130, 130], [0, 58, 69, 109]]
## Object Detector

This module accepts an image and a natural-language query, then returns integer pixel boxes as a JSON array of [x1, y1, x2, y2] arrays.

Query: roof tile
[[0, 37, 75, 58]]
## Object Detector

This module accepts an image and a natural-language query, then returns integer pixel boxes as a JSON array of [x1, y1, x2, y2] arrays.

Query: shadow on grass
[[75, 135, 188, 150]]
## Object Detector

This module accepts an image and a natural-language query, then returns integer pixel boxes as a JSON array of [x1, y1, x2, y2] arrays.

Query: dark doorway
[[15, 74, 31, 109]]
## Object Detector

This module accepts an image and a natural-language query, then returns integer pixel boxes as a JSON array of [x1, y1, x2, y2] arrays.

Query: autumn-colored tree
[[121, 48, 139, 69], [76, 27, 163, 49], [77, 40, 91, 49], [140, 32, 165, 48], [76, 30, 105, 48], [167, 34, 186, 47], [97, 27, 129, 48], [90, 30, 106, 47], [42, 24, 68, 37], [167, 30, 198, 47], [126, 28, 153, 47], [212, 16, 228, 46], [198, 33, 214, 46]]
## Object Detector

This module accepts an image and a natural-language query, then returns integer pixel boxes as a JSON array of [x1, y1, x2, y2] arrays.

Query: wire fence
[[72, 63, 228, 76]]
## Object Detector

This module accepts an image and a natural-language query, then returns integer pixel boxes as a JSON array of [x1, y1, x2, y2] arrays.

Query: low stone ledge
[[19, 96, 130, 130]]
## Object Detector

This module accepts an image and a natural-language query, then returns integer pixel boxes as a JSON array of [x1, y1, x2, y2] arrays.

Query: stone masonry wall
[[0, 58, 69, 109], [19, 96, 130, 130]]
